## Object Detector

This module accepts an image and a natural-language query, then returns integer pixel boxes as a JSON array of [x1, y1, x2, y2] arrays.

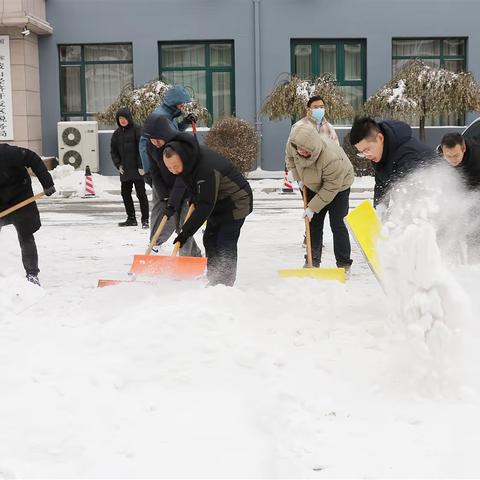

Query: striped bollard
[[83, 165, 96, 198]]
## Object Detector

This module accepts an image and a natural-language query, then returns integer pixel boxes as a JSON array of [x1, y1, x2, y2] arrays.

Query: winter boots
[[118, 217, 138, 227], [26, 274, 40, 286], [141, 220, 149, 229]]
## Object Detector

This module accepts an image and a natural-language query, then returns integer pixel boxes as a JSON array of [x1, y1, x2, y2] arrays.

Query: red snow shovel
[[0, 192, 46, 218], [129, 203, 207, 279]]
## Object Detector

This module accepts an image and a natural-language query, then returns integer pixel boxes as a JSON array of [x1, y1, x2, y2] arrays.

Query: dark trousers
[[121, 180, 149, 222], [0, 221, 39, 276], [203, 218, 245, 286], [306, 187, 352, 267]]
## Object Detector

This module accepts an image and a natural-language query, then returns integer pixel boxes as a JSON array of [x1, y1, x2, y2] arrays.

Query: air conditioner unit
[[57, 121, 99, 172]]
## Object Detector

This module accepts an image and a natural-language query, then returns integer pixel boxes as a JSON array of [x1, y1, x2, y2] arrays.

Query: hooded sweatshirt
[[110, 107, 143, 182], [163, 138, 253, 238], [142, 114, 198, 209], [139, 85, 193, 174], [285, 124, 354, 212]]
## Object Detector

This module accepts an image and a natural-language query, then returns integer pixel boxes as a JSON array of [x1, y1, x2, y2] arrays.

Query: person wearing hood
[[285, 125, 354, 270], [162, 138, 253, 286], [138, 85, 197, 239], [141, 114, 202, 257], [110, 107, 149, 228], [0, 144, 55, 286], [350, 117, 435, 209]]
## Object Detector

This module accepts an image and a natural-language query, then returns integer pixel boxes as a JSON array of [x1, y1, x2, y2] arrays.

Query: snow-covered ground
[[1, 166, 480, 478]]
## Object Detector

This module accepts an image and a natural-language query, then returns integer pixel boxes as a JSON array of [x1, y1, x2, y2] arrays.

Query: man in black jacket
[[350, 117, 436, 208], [162, 137, 253, 286], [439, 132, 480, 189], [0, 144, 55, 285], [142, 114, 201, 257], [110, 107, 149, 228]]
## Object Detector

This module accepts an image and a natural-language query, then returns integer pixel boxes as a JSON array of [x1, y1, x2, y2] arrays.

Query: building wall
[[0, 0, 51, 153], [39, 0, 480, 171]]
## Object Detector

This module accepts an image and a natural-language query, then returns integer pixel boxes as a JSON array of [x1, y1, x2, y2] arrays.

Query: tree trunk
[[419, 116, 426, 143]]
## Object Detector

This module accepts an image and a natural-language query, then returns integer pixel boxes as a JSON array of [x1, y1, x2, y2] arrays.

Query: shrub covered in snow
[[363, 60, 480, 141], [260, 74, 354, 122], [97, 79, 210, 126]]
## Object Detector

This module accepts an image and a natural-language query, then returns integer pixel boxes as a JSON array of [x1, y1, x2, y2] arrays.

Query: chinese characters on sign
[[0, 36, 14, 140]]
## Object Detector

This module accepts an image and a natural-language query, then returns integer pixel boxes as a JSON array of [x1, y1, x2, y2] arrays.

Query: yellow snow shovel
[[344, 199, 383, 286], [278, 186, 346, 282], [0, 192, 45, 218], [129, 203, 207, 279]]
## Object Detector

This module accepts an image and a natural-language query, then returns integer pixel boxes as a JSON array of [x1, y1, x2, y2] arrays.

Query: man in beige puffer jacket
[[285, 124, 354, 269]]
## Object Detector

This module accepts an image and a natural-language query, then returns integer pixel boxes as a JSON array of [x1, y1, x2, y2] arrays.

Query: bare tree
[[363, 60, 480, 143]]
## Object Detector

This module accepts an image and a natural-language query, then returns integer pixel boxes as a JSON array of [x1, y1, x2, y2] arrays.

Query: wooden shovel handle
[[0, 191, 46, 219], [144, 214, 168, 255], [171, 202, 195, 257], [303, 186, 313, 268]]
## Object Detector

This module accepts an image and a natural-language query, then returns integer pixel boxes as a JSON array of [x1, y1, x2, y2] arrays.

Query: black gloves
[[173, 232, 189, 248], [184, 113, 198, 123], [164, 203, 176, 219], [44, 185, 56, 196], [144, 172, 152, 187]]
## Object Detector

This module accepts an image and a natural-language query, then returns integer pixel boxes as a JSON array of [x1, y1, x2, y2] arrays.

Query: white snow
[[1, 165, 480, 478]]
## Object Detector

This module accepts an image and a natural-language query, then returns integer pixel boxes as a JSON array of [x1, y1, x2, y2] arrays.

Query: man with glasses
[[439, 132, 480, 189], [350, 117, 435, 208]]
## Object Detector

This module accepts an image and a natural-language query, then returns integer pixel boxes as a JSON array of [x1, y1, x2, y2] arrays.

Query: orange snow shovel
[[278, 186, 346, 282], [129, 203, 207, 279], [0, 192, 46, 218]]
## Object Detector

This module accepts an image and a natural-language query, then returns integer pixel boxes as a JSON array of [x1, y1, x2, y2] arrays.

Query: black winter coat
[[374, 120, 436, 206], [456, 139, 480, 189], [0, 144, 54, 235], [143, 115, 197, 211], [164, 137, 253, 238], [110, 108, 143, 182]]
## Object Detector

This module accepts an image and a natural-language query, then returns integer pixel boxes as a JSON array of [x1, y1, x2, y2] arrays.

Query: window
[[159, 41, 235, 124], [59, 44, 133, 124], [291, 39, 366, 120], [392, 38, 467, 125]]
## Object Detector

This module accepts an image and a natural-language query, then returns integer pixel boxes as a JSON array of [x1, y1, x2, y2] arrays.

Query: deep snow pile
[[378, 164, 479, 397], [34, 165, 123, 198], [1, 170, 480, 477]]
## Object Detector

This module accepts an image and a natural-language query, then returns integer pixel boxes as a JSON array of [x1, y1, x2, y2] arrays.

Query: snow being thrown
[[378, 161, 479, 396]]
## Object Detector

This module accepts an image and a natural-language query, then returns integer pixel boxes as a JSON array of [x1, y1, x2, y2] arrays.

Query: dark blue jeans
[[306, 187, 352, 268], [203, 218, 245, 286]]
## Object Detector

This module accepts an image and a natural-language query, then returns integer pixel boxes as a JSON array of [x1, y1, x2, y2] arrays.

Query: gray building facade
[[36, 0, 480, 172]]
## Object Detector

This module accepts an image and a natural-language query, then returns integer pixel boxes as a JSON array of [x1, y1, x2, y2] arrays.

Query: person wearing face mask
[[285, 124, 354, 271], [292, 95, 339, 145]]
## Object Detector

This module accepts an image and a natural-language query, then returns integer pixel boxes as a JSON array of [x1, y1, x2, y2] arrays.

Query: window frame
[[291, 38, 367, 109], [391, 37, 467, 74], [58, 43, 134, 121], [158, 40, 235, 124]]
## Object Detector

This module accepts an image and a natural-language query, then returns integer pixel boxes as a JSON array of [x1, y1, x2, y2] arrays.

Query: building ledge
[[0, 12, 53, 35]]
